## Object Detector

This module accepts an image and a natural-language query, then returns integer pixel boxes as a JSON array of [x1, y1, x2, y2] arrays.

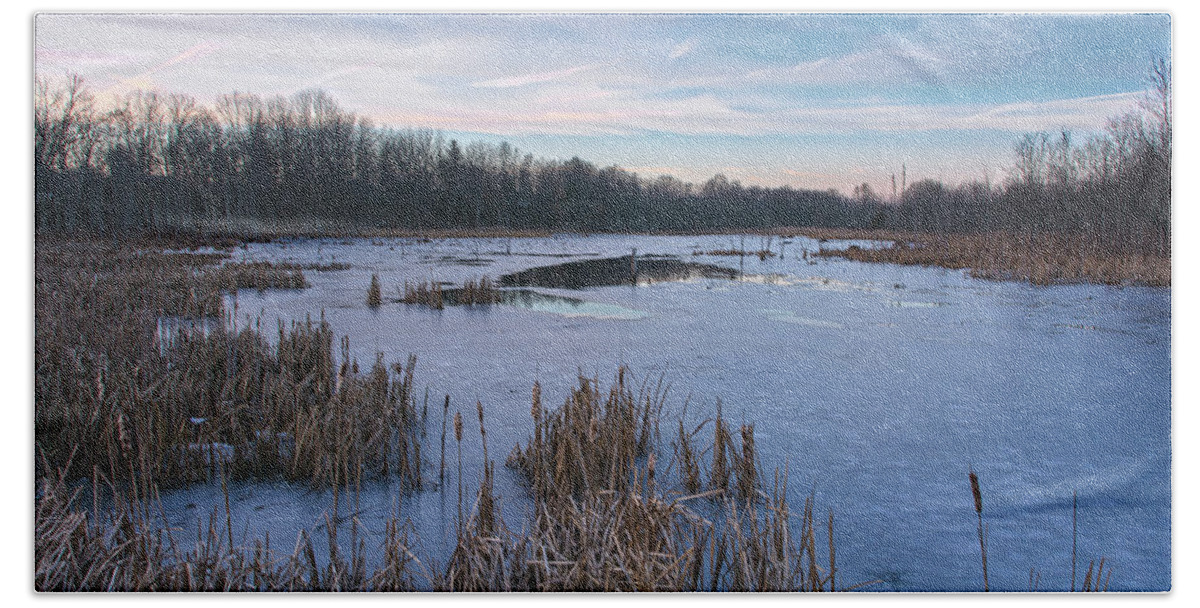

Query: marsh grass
[[367, 274, 382, 308], [453, 276, 502, 306], [208, 261, 309, 292], [35, 236, 1115, 592], [813, 230, 1169, 287], [36, 239, 422, 490], [703, 248, 776, 261], [496, 368, 853, 591], [401, 280, 444, 309], [402, 276, 502, 309]]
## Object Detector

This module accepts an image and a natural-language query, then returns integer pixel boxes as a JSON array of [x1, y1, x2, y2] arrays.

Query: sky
[[34, 11, 1171, 194]]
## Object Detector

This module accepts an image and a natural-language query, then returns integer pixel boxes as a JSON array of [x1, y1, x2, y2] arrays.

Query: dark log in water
[[499, 255, 738, 289]]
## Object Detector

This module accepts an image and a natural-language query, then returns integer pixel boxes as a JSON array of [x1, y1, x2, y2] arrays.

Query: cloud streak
[[375, 89, 1143, 138], [33, 13, 1169, 190], [472, 64, 600, 89], [669, 39, 697, 60]]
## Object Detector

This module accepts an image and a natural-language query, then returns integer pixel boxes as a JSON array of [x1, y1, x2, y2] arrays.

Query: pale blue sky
[[34, 12, 1170, 193]]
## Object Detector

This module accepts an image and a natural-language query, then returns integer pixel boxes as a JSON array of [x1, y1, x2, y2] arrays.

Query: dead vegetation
[[36, 358, 855, 591], [401, 280, 445, 309], [35, 239, 848, 592], [401, 276, 502, 309], [34, 236, 1115, 592], [810, 230, 1170, 287]]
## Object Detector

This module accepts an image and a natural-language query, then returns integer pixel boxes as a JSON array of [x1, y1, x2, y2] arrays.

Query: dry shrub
[[816, 230, 1169, 286]]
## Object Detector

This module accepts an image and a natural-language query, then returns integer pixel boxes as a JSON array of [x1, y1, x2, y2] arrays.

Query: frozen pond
[[164, 233, 1170, 591]]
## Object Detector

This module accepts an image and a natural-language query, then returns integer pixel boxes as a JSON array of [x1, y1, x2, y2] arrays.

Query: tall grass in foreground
[[35, 237, 1121, 592], [497, 368, 849, 591], [35, 361, 851, 591]]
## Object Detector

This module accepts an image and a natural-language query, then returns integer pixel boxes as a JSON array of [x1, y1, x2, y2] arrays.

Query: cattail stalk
[[366, 274, 382, 308], [1072, 490, 1078, 592], [969, 468, 988, 591], [828, 510, 836, 592], [454, 411, 463, 535], [439, 395, 449, 485]]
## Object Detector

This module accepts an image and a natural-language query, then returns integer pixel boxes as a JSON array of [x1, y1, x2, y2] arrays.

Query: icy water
[[163, 234, 1170, 592]]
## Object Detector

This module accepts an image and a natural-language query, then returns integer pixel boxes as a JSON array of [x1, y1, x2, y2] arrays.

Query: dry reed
[[969, 468, 988, 591], [37, 236, 1103, 592], [401, 280, 444, 309], [366, 274, 382, 308], [815, 230, 1169, 287]]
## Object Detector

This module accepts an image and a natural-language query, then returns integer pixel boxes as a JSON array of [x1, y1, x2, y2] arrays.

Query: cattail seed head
[[476, 400, 484, 427], [969, 470, 983, 514], [531, 382, 542, 421], [454, 412, 463, 442]]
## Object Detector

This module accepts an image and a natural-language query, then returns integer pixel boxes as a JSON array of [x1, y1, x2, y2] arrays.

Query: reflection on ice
[[500, 289, 648, 320], [761, 308, 845, 329], [890, 300, 945, 308]]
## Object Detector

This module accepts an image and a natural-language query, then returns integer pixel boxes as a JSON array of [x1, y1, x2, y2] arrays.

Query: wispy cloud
[[748, 35, 950, 88], [33, 13, 1169, 190], [472, 64, 600, 89], [669, 39, 697, 60], [292, 65, 373, 94], [374, 89, 1142, 138], [103, 40, 221, 96], [156, 40, 220, 71]]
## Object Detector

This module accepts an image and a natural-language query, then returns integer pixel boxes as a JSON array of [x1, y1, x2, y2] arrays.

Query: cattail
[[477, 400, 489, 462], [1072, 490, 1078, 591], [454, 411, 464, 537], [739, 424, 756, 500], [366, 273, 382, 309], [439, 395, 449, 484], [531, 381, 542, 421], [969, 468, 988, 591], [969, 470, 983, 514]]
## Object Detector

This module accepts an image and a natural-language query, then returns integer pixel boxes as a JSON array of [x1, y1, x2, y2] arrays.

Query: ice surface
[[152, 233, 1168, 591]]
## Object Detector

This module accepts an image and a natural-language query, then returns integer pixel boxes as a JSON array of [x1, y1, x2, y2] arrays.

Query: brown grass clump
[[35, 238, 422, 491], [506, 367, 664, 503], [493, 368, 853, 592], [814, 230, 1169, 287], [402, 276, 502, 308], [303, 261, 352, 271], [367, 274, 383, 308], [704, 248, 776, 260], [207, 261, 308, 292], [453, 276, 502, 306], [402, 280, 444, 309]]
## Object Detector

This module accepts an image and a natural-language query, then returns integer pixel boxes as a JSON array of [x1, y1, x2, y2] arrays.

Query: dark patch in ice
[[483, 251, 601, 258], [499, 255, 738, 289], [499, 289, 647, 319], [420, 255, 495, 267]]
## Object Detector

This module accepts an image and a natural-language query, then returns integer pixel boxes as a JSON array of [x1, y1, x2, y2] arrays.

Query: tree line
[[34, 61, 1169, 256]]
